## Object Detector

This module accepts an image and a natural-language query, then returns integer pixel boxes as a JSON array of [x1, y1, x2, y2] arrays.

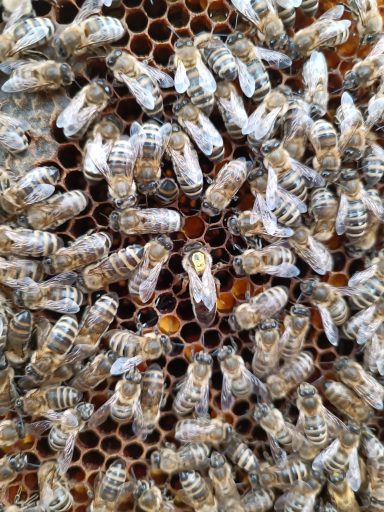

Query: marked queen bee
[[181, 243, 218, 326]]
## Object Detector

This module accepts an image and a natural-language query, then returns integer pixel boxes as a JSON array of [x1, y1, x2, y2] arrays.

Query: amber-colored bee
[[266, 351, 314, 400], [326, 472, 359, 512], [54, 0, 125, 59], [310, 187, 338, 242], [16, 385, 82, 416], [347, 0, 382, 43], [3, 310, 33, 368], [0, 227, 63, 257], [89, 458, 126, 512], [1, 60, 74, 94], [208, 453, 242, 512], [251, 319, 280, 379], [150, 442, 210, 475], [109, 207, 183, 235], [0, 257, 43, 289]]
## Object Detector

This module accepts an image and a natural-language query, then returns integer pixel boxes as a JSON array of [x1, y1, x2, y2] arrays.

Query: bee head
[[261, 139, 280, 155], [109, 211, 120, 231], [156, 234, 173, 251], [60, 64, 74, 85], [253, 403, 271, 421], [106, 49, 123, 68], [290, 305, 310, 317], [233, 255, 244, 275], [201, 199, 219, 217], [227, 215, 240, 235], [174, 38, 193, 50], [9, 454, 27, 472], [159, 334, 172, 354], [299, 278, 318, 296], [195, 351, 212, 365], [210, 452, 225, 468], [216, 345, 234, 362], [150, 451, 161, 468], [76, 402, 94, 421], [226, 31, 243, 46]]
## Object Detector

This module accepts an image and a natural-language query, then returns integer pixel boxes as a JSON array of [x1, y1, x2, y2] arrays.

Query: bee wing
[[362, 191, 384, 220], [187, 266, 204, 304], [23, 184, 56, 205], [356, 305, 377, 344], [201, 260, 217, 311], [335, 193, 348, 235], [291, 159, 325, 187], [230, 0, 261, 26], [168, 141, 203, 186], [175, 418, 214, 442], [368, 34, 384, 57], [244, 367, 267, 398], [4, 3, 32, 31], [27, 420, 54, 436], [242, 102, 267, 135], [218, 90, 248, 128], [0, 130, 27, 152], [221, 371, 234, 411], [87, 141, 113, 184], [252, 194, 278, 235], [255, 47, 292, 69], [312, 438, 339, 472], [347, 448, 361, 492], [139, 61, 174, 88], [9, 231, 49, 255], [236, 57, 256, 98], [133, 398, 144, 427], [323, 406, 347, 435], [266, 165, 278, 210], [88, 394, 116, 428], [44, 299, 80, 314], [9, 24, 52, 56], [366, 97, 384, 128], [318, 20, 352, 46], [62, 344, 97, 364], [318, 304, 339, 346], [271, 224, 294, 237], [195, 382, 209, 416], [110, 355, 144, 375], [292, 236, 332, 275], [353, 373, 384, 410], [348, 264, 377, 286], [319, 4, 345, 19], [196, 61, 217, 93], [174, 59, 190, 93], [2, 70, 43, 93], [278, 187, 307, 213], [372, 334, 384, 376], [57, 432, 77, 475], [357, 316, 381, 345], [85, 22, 125, 46], [0, 112, 29, 131], [0, 59, 33, 75], [303, 50, 327, 93], [199, 114, 223, 146], [184, 119, 213, 156], [118, 72, 156, 110], [275, 0, 301, 7], [74, 0, 107, 22], [253, 107, 283, 141], [268, 433, 288, 465], [42, 271, 78, 287], [264, 263, 300, 278], [56, 88, 88, 129], [138, 262, 163, 303]]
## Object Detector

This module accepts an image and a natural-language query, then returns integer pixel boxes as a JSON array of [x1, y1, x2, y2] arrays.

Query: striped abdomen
[[328, 297, 349, 325], [13, 18, 54, 46], [350, 276, 384, 309], [132, 73, 162, 116], [6, 310, 32, 358], [84, 17, 125, 45], [224, 439, 259, 472], [47, 316, 78, 354], [99, 459, 126, 502], [5, 229, 63, 257], [202, 42, 237, 80], [108, 330, 142, 358], [303, 413, 327, 446], [277, 4, 296, 27], [137, 366, 163, 435], [345, 199, 368, 239], [264, 246, 295, 266], [278, 168, 307, 201], [248, 57, 271, 103], [173, 383, 203, 416], [273, 193, 302, 226], [301, 0, 318, 16], [46, 386, 82, 410], [180, 471, 215, 509], [362, 149, 384, 185], [185, 66, 215, 115], [49, 426, 69, 451], [76, 294, 119, 344]]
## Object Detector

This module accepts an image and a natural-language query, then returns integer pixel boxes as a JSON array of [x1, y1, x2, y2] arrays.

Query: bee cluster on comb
[[0, 0, 382, 510]]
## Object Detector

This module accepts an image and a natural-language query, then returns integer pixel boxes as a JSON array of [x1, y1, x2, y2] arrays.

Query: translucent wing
[[0, 112, 29, 131], [218, 90, 248, 127], [356, 305, 377, 344], [23, 184, 55, 205], [221, 372, 233, 411], [85, 23, 125, 46], [266, 165, 278, 209], [2, 71, 43, 93], [244, 367, 267, 398], [42, 272, 78, 286], [347, 448, 361, 492], [199, 115, 223, 146], [133, 398, 144, 428], [230, 0, 261, 26], [139, 61, 174, 88], [368, 34, 384, 57], [252, 194, 278, 235], [4, 3, 32, 31], [255, 47, 292, 68], [175, 419, 217, 442], [201, 260, 217, 311], [318, 304, 339, 346], [319, 4, 345, 19], [318, 20, 352, 46], [10, 25, 52, 56], [278, 187, 307, 213], [184, 119, 213, 155], [0, 129, 27, 153], [236, 57, 255, 98], [348, 264, 377, 286], [353, 373, 384, 410], [44, 299, 80, 314], [88, 394, 116, 428], [174, 59, 190, 93], [243, 102, 270, 136], [27, 420, 54, 436], [0, 59, 32, 75], [86, 142, 113, 183], [335, 194, 348, 235], [196, 58, 217, 93], [292, 235, 333, 275], [118, 73, 155, 110], [362, 191, 384, 220], [139, 262, 163, 303], [196, 382, 209, 416], [74, 0, 109, 23], [291, 159, 325, 186], [366, 97, 384, 127], [168, 140, 203, 187], [58, 432, 77, 474], [303, 50, 327, 97], [110, 355, 143, 375], [323, 406, 347, 435], [268, 434, 288, 464], [312, 438, 339, 472], [56, 88, 88, 129], [276, 0, 301, 7], [187, 266, 203, 304], [264, 263, 300, 277]]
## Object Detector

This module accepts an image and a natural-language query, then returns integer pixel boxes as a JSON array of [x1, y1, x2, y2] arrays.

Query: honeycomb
[[0, 0, 383, 510]]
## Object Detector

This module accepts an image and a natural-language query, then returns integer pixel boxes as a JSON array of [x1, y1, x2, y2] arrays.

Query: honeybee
[[308, 120, 340, 183], [276, 0, 302, 28], [69, 351, 115, 391], [77, 244, 144, 292], [229, 0, 289, 50], [108, 329, 172, 375], [128, 236, 173, 303], [13, 272, 83, 314], [0, 417, 25, 448], [347, 0, 382, 43], [56, 80, 112, 139], [279, 305, 310, 360], [215, 81, 248, 142], [18, 190, 88, 230], [43, 232, 111, 275], [171, 37, 216, 115], [245, 88, 292, 143], [241, 487, 275, 512], [309, 187, 338, 242], [0, 166, 59, 216], [335, 92, 366, 161], [266, 351, 314, 400], [322, 380, 373, 423], [133, 364, 165, 438], [258, 457, 311, 489], [179, 470, 218, 512], [30, 402, 94, 474], [312, 423, 361, 491], [334, 357, 384, 410], [106, 49, 173, 116], [366, 80, 384, 128], [0, 227, 63, 257], [194, 33, 237, 81], [227, 209, 294, 239], [233, 245, 299, 278], [336, 169, 384, 242], [2, 0, 34, 22], [0, 15, 54, 61], [0, 454, 27, 494], [208, 453, 242, 512], [152, 177, 179, 205], [291, 5, 351, 58], [16, 385, 82, 416], [4, 309, 32, 367], [173, 98, 224, 162], [288, 226, 333, 275], [54, 0, 125, 59], [132, 480, 175, 512], [251, 319, 280, 379], [72, 293, 119, 354], [166, 124, 203, 199], [89, 368, 142, 426], [361, 427, 384, 510], [0, 257, 43, 290], [0, 111, 29, 153], [0, 354, 17, 415], [1, 60, 74, 93], [181, 243, 218, 326], [281, 97, 310, 160], [347, 253, 384, 309], [150, 442, 210, 475], [36, 461, 74, 512], [173, 351, 212, 417], [303, 51, 328, 118], [109, 207, 183, 235], [89, 458, 126, 512], [175, 417, 232, 446], [274, 478, 322, 512], [217, 344, 266, 409], [228, 286, 289, 331], [361, 139, 384, 185], [202, 158, 249, 216], [326, 472, 359, 512], [225, 32, 291, 101], [343, 34, 384, 90]]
